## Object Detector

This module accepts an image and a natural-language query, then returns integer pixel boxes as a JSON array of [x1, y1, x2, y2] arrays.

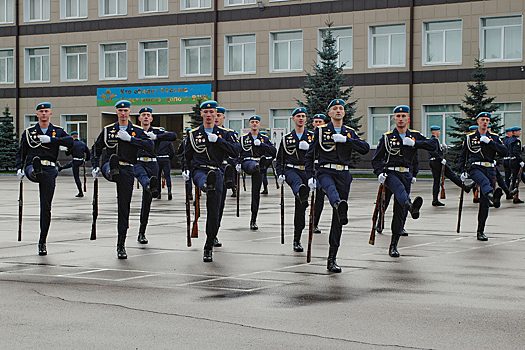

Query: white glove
[[117, 130, 131, 142], [39, 135, 51, 143], [403, 137, 415, 147], [520, 162, 525, 168], [460, 172, 468, 182], [480, 135, 490, 144], [235, 164, 242, 172], [278, 175, 286, 185], [147, 131, 157, 140], [308, 178, 316, 190], [298, 140, 309, 150], [442, 143, 448, 149], [378, 173, 388, 184], [332, 134, 347, 143], [17, 169, 25, 180], [182, 170, 190, 181], [411, 177, 417, 185], [254, 139, 261, 146], [441, 159, 446, 165], [92, 167, 100, 179], [207, 133, 218, 143]]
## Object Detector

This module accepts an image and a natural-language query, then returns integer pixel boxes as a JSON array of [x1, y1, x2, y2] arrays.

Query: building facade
[[1, 0, 524, 166]]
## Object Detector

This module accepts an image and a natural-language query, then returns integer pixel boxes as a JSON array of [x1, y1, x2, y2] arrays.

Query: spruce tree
[[0, 106, 19, 171], [296, 21, 363, 165], [447, 59, 499, 171], [189, 98, 205, 129]]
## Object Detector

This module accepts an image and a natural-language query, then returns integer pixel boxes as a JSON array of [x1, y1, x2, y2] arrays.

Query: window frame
[[139, 0, 168, 14], [269, 30, 303, 73], [24, 47, 50, 84], [225, 33, 257, 75], [492, 102, 522, 130], [61, 45, 88, 82], [139, 40, 169, 79], [224, 0, 256, 7], [180, 37, 212, 77], [24, 0, 50, 22], [0, 49, 14, 84], [60, 0, 88, 20], [99, 0, 127, 17], [421, 104, 462, 145], [368, 24, 406, 69], [60, 114, 89, 143], [422, 19, 463, 66], [99, 42, 128, 81], [270, 108, 294, 134], [367, 106, 396, 148], [318, 26, 353, 70], [0, 0, 15, 24], [480, 15, 523, 62], [181, 0, 211, 10]]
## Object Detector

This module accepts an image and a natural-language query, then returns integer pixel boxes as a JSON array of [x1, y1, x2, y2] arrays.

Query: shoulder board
[[151, 126, 161, 131], [467, 132, 476, 136], [384, 131, 393, 135], [25, 125, 36, 131], [242, 133, 250, 137], [190, 126, 200, 132], [409, 129, 420, 133], [344, 125, 355, 132], [284, 132, 293, 137], [104, 122, 116, 129], [218, 126, 228, 131], [133, 124, 144, 130]]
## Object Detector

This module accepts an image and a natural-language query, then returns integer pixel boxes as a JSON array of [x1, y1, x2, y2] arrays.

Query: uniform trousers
[[157, 158, 172, 189], [134, 161, 158, 227], [503, 159, 511, 188], [26, 164, 57, 243], [242, 160, 263, 218], [509, 160, 525, 189], [193, 168, 223, 249], [384, 171, 412, 235], [469, 165, 495, 231], [284, 168, 308, 237], [62, 159, 84, 192], [429, 160, 462, 200]]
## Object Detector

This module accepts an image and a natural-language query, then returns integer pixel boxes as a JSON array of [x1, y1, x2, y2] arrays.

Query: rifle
[[270, 161, 279, 189], [236, 170, 240, 217], [440, 149, 447, 199], [162, 176, 166, 189], [306, 188, 315, 262], [83, 162, 87, 192], [90, 178, 98, 240], [137, 179, 140, 189], [457, 182, 465, 233], [185, 179, 192, 247], [369, 183, 384, 245], [18, 180, 23, 241], [379, 181, 386, 232], [473, 185, 479, 202], [242, 170, 246, 191], [191, 186, 200, 238], [280, 146, 285, 244], [515, 166, 524, 199]]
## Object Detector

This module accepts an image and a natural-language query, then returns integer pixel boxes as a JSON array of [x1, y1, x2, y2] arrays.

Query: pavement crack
[[32, 289, 433, 350]]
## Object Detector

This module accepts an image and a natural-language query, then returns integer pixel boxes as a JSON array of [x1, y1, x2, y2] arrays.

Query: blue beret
[[505, 127, 513, 132], [249, 115, 261, 121], [430, 126, 441, 131], [115, 100, 131, 108], [476, 112, 491, 119], [313, 114, 326, 120], [186, 128, 191, 132], [327, 99, 345, 109], [217, 107, 226, 114], [36, 102, 51, 110], [260, 130, 268, 135], [393, 105, 410, 114], [139, 107, 153, 114], [292, 107, 307, 116], [200, 100, 217, 109], [512, 126, 522, 131], [70, 131, 78, 135], [469, 125, 478, 131]]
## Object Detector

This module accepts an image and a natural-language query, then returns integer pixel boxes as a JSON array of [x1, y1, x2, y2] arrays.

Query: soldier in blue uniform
[[275, 107, 314, 252], [183, 101, 239, 262], [502, 127, 514, 193], [259, 130, 271, 195], [16, 102, 74, 255], [177, 128, 193, 200], [427, 126, 465, 206], [214, 106, 241, 247], [372, 105, 436, 257], [156, 127, 176, 200], [240, 116, 277, 230], [508, 126, 525, 203], [135, 107, 177, 243], [487, 124, 515, 202], [305, 99, 370, 272], [58, 131, 90, 197], [311, 114, 327, 234], [91, 100, 154, 259], [458, 112, 508, 241]]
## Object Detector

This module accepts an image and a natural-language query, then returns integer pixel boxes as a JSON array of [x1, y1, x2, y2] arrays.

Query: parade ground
[[0, 174, 524, 349]]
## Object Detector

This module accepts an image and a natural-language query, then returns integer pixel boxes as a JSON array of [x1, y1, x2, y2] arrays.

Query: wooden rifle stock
[[473, 185, 479, 202], [379, 182, 386, 232], [457, 183, 464, 233], [307, 189, 315, 262], [369, 183, 383, 245], [185, 180, 192, 247], [90, 178, 98, 240], [137, 179, 140, 189], [271, 163, 279, 189], [18, 180, 23, 241], [440, 163, 446, 199], [83, 162, 87, 192], [236, 170, 240, 217], [162, 176, 166, 188], [191, 186, 200, 238], [242, 171, 246, 191]]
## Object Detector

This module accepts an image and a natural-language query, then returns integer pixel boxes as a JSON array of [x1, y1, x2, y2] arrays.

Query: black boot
[[507, 187, 518, 199], [230, 187, 237, 198], [400, 228, 408, 236], [513, 197, 524, 204], [204, 170, 216, 192], [75, 191, 84, 198], [168, 187, 172, 200], [432, 199, 445, 206], [108, 154, 120, 182], [224, 164, 234, 189], [296, 184, 309, 203], [333, 200, 348, 225], [146, 176, 159, 198], [463, 181, 476, 194], [389, 233, 401, 257], [250, 218, 258, 230], [477, 231, 488, 241], [492, 188, 503, 208], [213, 237, 222, 247], [32, 157, 43, 180], [405, 196, 423, 219], [38, 242, 47, 256], [57, 161, 63, 172], [293, 241, 304, 252], [327, 247, 341, 273], [313, 226, 321, 234], [203, 248, 213, 262], [137, 224, 148, 244], [117, 245, 127, 259], [261, 185, 268, 195]]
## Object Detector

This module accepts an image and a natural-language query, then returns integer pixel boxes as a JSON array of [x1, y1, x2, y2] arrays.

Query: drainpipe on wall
[[409, 0, 414, 129], [213, 0, 218, 100], [15, 0, 20, 137]]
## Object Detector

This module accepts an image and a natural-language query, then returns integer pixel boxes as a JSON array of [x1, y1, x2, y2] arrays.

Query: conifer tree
[[0, 106, 18, 171]]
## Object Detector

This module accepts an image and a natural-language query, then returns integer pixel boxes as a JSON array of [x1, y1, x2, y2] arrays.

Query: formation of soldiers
[[16, 100, 525, 272]]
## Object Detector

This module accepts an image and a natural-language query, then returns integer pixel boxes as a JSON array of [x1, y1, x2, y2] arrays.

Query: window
[[100, 43, 127, 80], [181, 0, 210, 10], [24, 0, 50, 22], [423, 20, 462, 66], [225, 0, 255, 6], [226, 109, 255, 135], [225, 34, 256, 75], [368, 107, 395, 146], [61, 115, 88, 143], [61, 0, 88, 19], [0, 49, 14, 84], [271, 109, 294, 134], [140, 41, 168, 78], [493, 103, 522, 130], [423, 105, 460, 144], [481, 16, 522, 61], [369, 24, 406, 68], [319, 27, 353, 69], [24, 115, 38, 129], [25, 47, 50, 83], [140, 0, 167, 13], [0, 0, 14, 23], [181, 38, 211, 76], [100, 0, 126, 16], [61, 45, 88, 81], [270, 31, 303, 72]]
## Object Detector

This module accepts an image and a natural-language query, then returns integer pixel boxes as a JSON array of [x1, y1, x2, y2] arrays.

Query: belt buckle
[[336, 164, 343, 171], [399, 166, 405, 172], [299, 165, 304, 170]]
